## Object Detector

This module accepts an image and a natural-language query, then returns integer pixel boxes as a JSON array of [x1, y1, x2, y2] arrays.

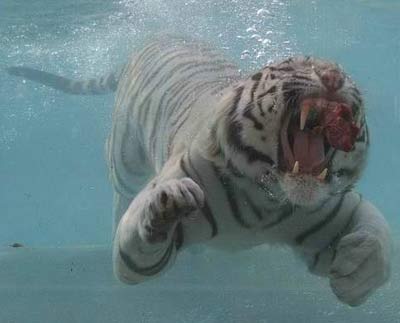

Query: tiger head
[[208, 57, 368, 207]]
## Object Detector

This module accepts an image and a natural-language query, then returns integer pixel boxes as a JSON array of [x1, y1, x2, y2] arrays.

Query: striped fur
[[6, 66, 122, 95], [8, 36, 390, 307]]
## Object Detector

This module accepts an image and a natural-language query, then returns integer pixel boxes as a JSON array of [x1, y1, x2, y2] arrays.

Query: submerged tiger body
[[8, 36, 390, 306]]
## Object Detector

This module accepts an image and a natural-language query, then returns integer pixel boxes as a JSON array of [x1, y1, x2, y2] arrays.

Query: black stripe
[[229, 86, 244, 116], [213, 166, 251, 228], [257, 87, 276, 115], [168, 112, 191, 150], [283, 80, 317, 88], [141, 50, 226, 96], [308, 196, 332, 214], [130, 50, 187, 96], [106, 73, 118, 91], [282, 83, 301, 108], [178, 60, 236, 75], [263, 203, 294, 229], [351, 86, 361, 96], [138, 50, 197, 94], [250, 74, 265, 117], [228, 86, 274, 164], [167, 79, 219, 122], [180, 156, 218, 237], [309, 194, 362, 272], [295, 194, 347, 245], [309, 253, 321, 272], [115, 46, 160, 104], [243, 105, 264, 130], [251, 78, 261, 97], [257, 85, 277, 100], [349, 90, 363, 107], [292, 74, 313, 82], [175, 222, 184, 251], [109, 155, 140, 196], [226, 159, 244, 178], [270, 66, 295, 72], [87, 79, 98, 93], [142, 52, 227, 99], [227, 119, 275, 165], [156, 67, 231, 126], [148, 80, 184, 156], [242, 191, 263, 221], [279, 58, 294, 65], [163, 82, 198, 123], [152, 79, 184, 119], [168, 81, 223, 146], [183, 63, 237, 81], [127, 44, 161, 81], [356, 126, 367, 143], [136, 97, 152, 127], [119, 242, 173, 277], [335, 167, 358, 178], [134, 45, 212, 97], [251, 72, 263, 81]]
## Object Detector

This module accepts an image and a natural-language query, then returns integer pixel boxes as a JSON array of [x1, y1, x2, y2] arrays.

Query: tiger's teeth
[[317, 168, 328, 181], [292, 161, 299, 174], [300, 104, 311, 130]]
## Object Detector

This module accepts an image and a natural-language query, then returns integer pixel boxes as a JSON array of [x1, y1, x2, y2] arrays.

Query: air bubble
[[250, 34, 261, 40], [256, 51, 266, 59], [256, 8, 270, 16], [246, 26, 257, 33], [240, 50, 251, 60], [261, 39, 271, 45]]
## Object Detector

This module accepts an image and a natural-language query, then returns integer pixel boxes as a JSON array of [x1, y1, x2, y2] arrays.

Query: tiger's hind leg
[[109, 164, 153, 237], [106, 126, 154, 236]]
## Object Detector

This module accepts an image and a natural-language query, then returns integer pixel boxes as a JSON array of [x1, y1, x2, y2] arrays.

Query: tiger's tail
[[6, 66, 123, 95]]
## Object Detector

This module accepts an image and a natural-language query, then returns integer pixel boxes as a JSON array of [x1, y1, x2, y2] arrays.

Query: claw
[[317, 168, 328, 181], [292, 161, 300, 174]]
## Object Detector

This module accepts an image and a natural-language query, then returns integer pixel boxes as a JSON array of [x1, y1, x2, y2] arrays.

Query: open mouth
[[279, 97, 360, 181]]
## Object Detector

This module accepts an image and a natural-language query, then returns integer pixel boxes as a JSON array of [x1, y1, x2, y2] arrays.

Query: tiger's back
[[107, 37, 240, 200]]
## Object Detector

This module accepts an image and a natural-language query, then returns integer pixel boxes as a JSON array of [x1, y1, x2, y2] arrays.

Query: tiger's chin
[[280, 173, 329, 207]]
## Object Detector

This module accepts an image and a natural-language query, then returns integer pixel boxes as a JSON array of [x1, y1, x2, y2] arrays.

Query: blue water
[[0, 0, 399, 322]]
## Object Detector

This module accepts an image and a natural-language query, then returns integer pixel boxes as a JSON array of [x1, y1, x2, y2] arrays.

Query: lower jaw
[[279, 172, 328, 207]]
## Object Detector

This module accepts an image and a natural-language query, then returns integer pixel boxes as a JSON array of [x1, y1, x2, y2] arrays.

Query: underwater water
[[0, 0, 399, 322]]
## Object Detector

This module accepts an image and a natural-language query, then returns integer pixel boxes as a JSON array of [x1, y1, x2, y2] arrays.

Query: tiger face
[[211, 56, 368, 206]]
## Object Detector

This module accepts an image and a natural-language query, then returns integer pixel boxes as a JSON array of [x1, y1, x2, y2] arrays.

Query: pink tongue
[[293, 129, 325, 173]]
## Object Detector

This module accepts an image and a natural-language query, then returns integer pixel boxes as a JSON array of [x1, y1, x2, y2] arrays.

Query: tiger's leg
[[113, 175, 204, 284], [328, 197, 391, 306], [105, 118, 154, 236], [112, 192, 133, 236], [297, 193, 390, 306], [111, 172, 151, 237]]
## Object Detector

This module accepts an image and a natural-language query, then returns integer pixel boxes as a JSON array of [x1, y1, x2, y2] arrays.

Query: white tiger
[[8, 36, 391, 306]]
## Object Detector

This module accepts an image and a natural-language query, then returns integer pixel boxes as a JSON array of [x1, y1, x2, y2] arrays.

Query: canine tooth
[[292, 161, 299, 174], [300, 104, 311, 130], [317, 168, 328, 181]]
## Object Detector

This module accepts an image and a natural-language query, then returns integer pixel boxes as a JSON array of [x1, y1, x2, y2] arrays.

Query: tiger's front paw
[[139, 178, 204, 244], [329, 230, 390, 306]]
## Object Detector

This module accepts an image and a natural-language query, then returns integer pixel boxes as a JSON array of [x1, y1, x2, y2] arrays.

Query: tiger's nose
[[318, 68, 344, 92]]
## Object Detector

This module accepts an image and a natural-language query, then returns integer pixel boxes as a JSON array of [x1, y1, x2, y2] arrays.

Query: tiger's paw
[[138, 178, 204, 244], [329, 230, 390, 306]]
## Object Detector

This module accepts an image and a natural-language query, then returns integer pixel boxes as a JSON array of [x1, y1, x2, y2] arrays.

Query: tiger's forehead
[[264, 56, 343, 74]]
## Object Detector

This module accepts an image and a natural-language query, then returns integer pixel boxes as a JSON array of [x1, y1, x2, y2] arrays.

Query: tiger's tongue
[[292, 129, 325, 173]]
